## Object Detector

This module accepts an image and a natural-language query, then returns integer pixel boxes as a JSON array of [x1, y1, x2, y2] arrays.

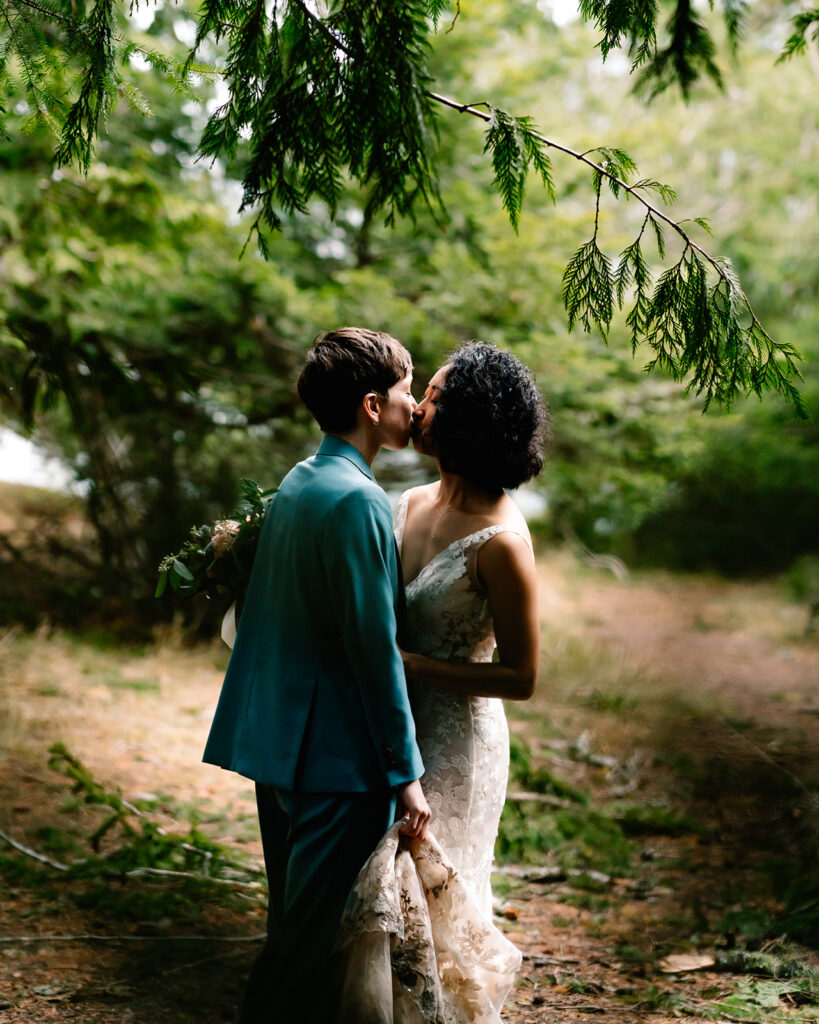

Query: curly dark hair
[[428, 343, 549, 493]]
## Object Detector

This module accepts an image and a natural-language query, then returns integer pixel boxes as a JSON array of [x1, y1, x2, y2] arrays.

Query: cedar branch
[[426, 90, 771, 341], [258, 0, 774, 345]]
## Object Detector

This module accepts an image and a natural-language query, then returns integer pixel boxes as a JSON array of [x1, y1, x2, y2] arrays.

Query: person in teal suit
[[203, 327, 430, 1023]]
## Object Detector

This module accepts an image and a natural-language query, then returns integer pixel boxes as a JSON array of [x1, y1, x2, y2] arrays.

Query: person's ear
[[362, 391, 381, 426]]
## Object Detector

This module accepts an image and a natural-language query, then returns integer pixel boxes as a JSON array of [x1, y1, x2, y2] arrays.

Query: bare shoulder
[[490, 493, 532, 543], [481, 527, 533, 563], [404, 481, 439, 517], [477, 500, 535, 581]]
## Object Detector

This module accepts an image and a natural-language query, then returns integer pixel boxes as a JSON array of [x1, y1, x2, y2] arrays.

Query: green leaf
[[424, 0, 452, 29], [154, 574, 168, 599], [579, 0, 657, 64], [172, 558, 194, 582]]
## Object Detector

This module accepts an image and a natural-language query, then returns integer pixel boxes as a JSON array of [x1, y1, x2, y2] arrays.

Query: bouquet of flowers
[[155, 479, 276, 620]]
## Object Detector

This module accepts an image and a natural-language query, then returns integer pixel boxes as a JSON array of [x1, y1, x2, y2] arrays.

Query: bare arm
[[402, 532, 539, 701]]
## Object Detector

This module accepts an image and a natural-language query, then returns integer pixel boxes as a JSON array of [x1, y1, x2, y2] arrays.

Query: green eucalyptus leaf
[[172, 559, 194, 581]]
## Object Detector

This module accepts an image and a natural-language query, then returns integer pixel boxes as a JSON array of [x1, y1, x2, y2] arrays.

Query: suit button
[[382, 744, 398, 769]]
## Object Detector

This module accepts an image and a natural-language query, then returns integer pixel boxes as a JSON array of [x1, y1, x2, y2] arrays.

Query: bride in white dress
[[337, 343, 548, 1023]]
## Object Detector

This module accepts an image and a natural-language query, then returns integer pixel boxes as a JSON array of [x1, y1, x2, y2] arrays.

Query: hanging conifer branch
[[778, 9, 819, 61], [1, 0, 212, 154], [0, 0, 807, 414], [429, 90, 804, 415], [53, 0, 116, 172], [616, 214, 654, 351]]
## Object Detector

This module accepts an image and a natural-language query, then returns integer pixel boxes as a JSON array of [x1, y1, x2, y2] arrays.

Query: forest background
[[1, 3, 819, 1022], [1, 0, 817, 634]]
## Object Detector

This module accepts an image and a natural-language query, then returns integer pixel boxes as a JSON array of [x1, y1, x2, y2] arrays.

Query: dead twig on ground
[[522, 952, 581, 965], [126, 866, 263, 888], [161, 948, 248, 976], [497, 864, 612, 886], [540, 1003, 609, 1013], [506, 791, 577, 809], [0, 826, 69, 871]]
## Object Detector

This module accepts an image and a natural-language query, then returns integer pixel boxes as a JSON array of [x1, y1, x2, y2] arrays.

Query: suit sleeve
[[323, 487, 424, 789]]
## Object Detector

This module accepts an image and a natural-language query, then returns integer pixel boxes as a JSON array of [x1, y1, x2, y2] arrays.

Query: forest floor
[[1, 550, 818, 1023]]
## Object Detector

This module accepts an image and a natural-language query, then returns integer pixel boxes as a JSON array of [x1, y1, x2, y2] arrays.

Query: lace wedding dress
[[335, 489, 524, 1023]]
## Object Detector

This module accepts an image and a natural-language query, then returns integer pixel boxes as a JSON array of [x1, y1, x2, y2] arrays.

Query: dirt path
[[1, 556, 818, 1023], [505, 560, 819, 1021]]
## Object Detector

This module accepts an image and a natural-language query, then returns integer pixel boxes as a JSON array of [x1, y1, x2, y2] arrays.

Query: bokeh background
[[1, 2, 818, 1022]]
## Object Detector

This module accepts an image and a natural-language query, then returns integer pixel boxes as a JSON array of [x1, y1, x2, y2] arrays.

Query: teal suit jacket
[[203, 436, 424, 792]]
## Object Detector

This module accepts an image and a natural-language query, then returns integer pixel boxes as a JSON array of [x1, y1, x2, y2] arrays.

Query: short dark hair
[[297, 327, 412, 434], [429, 342, 549, 493]]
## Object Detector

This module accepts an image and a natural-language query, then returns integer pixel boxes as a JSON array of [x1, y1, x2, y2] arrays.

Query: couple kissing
[[203, 327, 548, 1023]]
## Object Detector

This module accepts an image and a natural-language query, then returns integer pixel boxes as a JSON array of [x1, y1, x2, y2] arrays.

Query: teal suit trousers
[[239, 786, 395, 1024]]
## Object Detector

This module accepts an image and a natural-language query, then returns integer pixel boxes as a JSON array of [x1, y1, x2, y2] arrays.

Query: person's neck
[[328, 427, 380, 467], [433, 467, 497, 514]]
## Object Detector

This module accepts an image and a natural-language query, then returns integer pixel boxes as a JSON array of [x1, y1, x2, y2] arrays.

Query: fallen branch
[[0, 826, 262, 888], [713, 949, 817, 979], [540, 1004, 609, 1013], [0, 827, 69, 871], [161, 948, 248, 976], [506, 791, 577, 809], [497, 864, 565, 882], [125, 866, 263, 889], [522, 953, 581, 966], [496, 864, 612, 886]]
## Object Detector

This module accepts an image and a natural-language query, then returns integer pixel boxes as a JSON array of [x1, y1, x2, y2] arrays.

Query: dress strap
[[393, 489, 412, 548], [464, 525, 534, 586]]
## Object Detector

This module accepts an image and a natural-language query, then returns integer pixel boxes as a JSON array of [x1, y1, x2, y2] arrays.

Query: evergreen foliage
[[632, 0, 724, 98], [555, 147, 804, 412], [778, 9, 819, 61], [0, 0, 206, 164], [0, 0, 813, 413], [194, 0, 442, 247], [0, 0, 817, 624], [483, 105, 555, 232]]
